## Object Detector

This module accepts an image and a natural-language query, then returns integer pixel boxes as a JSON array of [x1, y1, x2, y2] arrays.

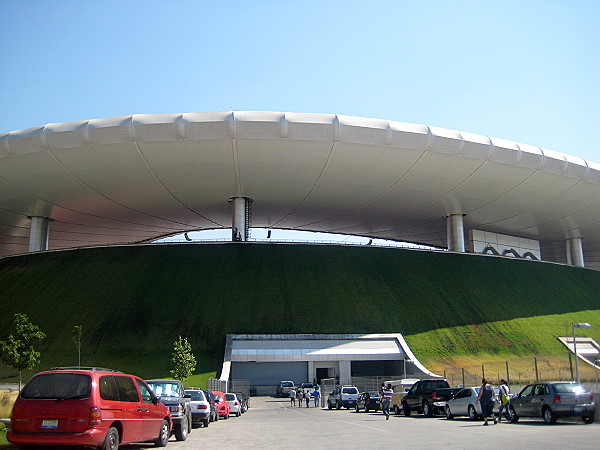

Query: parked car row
[[327, 379, 595, 425], [6, 367, 251, 449]]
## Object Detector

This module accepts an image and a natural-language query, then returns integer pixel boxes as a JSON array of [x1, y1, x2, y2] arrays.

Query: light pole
[[573, 322, 592, 384]]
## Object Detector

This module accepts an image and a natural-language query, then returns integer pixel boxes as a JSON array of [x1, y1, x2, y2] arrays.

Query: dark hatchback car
[[355, 392, 381, 412], [509, 382, 595, 424]]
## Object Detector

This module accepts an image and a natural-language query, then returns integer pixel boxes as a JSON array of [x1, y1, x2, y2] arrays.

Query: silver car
[[509, 382, 595, 424], [445, 387, 500, 420]]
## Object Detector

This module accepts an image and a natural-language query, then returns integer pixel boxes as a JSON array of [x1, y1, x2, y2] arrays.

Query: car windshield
[[21, 373, 91, 400], [186, 390, 205, 401], [281, 382, 294, 387], [553, 383, 588, 394], [301, 383, 313, 388], [342, 387, 358, 394], [148, 382, 180, 397]]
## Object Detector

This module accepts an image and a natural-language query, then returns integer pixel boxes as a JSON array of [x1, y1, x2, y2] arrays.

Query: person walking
[[305, 390, 311, 407], [297, 389, 303, 408], [289, 387, 296, 407], [476, 378, 497, 425], [381, 384, 393, 420], [497, 379, 511, 422], [313, 387, 320, 408]]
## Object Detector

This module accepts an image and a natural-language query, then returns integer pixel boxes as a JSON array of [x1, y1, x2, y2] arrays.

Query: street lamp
[[573, 322, 592, 384]]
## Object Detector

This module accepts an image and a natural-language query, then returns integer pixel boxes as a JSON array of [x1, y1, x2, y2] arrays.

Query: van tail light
[[89, 407, 102, 426], [553, 394, 561, 404], [432, 392, 438, 401]]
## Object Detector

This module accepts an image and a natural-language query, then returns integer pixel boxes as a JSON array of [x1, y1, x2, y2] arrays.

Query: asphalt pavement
[[114, 396, 600, 450]]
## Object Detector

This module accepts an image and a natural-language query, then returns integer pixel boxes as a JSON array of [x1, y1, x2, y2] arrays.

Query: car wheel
[[154, 419, 169, 447], [355, 404, 360, 412], [103, 427, 119, 450], [445, 405, 454, 420], [336, 400, 341, 410], [403, 401, 411, 417], [203, 418, 210, 427], [236, 410, 241, 417], [542, 407, 557, 424], [174, 419, 188, 441], [365, 405, 370, 413], [468, 405, 477, 421], [224, 413, 229, 419], [582, 415, 594, 424], [328, 400, 333, 410], [394, 405, 400, 415], [423, 401, 433, 417], [188, 413, 192, 432], [509, 406, 519, 423]]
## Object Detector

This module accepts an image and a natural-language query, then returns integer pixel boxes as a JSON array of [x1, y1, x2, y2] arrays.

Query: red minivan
[[8, 367, 172, 449]]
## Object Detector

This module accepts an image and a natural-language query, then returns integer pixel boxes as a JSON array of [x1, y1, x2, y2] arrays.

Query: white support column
[[230, 197, 253, 241], [28, 216, 51, 252], [566, 237, 584, 268], [339, 360, 351, 386], [446, 213, 466, 252], [307, 361, 314, 384]]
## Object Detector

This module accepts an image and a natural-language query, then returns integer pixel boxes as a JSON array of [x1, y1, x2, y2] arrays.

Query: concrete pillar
[[28, 216, 51, 252], [446, 213, 466, 252], [339, 360, 352, 386], [566, 237, 584, 268], [307, 361, 314, 384], [230, 197, 253, 241]]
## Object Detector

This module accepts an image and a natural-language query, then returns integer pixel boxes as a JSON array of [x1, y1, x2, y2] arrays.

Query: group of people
[[476, 378, 512, 425], [289, 386, 320, 408]]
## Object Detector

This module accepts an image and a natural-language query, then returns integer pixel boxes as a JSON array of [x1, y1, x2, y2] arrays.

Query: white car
[[444, 387, 500, 420], [225, 393, 242, 417], [185, 389, 212, 428]]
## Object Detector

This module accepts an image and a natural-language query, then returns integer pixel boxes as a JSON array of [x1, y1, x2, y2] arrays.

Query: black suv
[[146, 379, 192, 441]]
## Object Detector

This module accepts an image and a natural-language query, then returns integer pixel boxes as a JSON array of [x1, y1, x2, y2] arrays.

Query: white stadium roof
[[1, 111, 599, 268]]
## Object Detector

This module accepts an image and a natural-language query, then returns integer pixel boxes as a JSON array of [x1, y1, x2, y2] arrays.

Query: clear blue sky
[[1, 0, 599, 164]]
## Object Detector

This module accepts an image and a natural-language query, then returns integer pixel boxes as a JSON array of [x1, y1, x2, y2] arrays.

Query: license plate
[[574, 406, 583, 412], [41, 419, 58, 429]]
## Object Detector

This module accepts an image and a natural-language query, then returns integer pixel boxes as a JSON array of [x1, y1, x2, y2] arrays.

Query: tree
[[0, 313, 46, 390], [170, 336, 196, 381], [71, 325, 83, 368]]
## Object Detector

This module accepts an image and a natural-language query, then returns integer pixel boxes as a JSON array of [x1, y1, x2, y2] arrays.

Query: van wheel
[[203, 418, 210, 427], [154, 419, 169, 447], [582, 415, 594, 424], [445, 405, 454, 420], [103, 427, 119, 450]]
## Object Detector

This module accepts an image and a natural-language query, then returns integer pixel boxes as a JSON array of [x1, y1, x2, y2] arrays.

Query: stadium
[[1, 112, 599, 386]]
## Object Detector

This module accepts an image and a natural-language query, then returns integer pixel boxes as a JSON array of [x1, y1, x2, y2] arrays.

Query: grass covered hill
[[0, 243, 599, 382]]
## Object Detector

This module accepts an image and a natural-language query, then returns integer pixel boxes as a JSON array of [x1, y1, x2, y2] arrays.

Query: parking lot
[[121, 396, 599, 449]]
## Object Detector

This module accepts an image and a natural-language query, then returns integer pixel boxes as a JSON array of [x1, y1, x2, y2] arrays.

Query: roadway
[[121, 396, 599, 449]]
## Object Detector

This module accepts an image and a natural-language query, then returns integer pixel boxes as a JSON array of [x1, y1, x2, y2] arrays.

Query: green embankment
[[0, 243, 599, 383]]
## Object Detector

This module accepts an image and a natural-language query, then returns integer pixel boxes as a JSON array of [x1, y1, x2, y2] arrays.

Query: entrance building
[[219, 333, 439, 390]]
